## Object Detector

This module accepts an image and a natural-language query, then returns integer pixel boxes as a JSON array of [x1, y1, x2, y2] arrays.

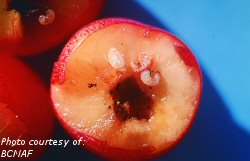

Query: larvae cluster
[[108, 47, 160, 86]]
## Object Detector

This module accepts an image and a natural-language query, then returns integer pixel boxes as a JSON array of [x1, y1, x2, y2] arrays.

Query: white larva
[[140, 70, 160, 86], [39, 9, 55, 25], [108, 48, 126, 71], [130, 53, 152, 72]]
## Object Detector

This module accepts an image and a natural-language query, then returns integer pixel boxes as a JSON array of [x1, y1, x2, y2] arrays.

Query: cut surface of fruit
[[0, 10, 22, 41], [51, 18, 202, 160]]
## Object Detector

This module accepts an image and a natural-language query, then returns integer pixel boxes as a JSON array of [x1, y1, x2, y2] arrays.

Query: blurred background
[[30, 0, 250, 161]]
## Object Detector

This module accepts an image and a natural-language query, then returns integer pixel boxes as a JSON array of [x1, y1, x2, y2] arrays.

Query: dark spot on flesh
[[110, 77, 153, 121], [88, 83, 97, 88]]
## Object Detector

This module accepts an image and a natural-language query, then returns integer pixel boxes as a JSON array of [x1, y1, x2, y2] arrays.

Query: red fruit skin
[[51, 18, 202, 161], [0, 55, 55, 160], [0, 0, 105, 56]]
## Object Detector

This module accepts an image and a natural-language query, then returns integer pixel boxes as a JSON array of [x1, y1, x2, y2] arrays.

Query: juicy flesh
[[52, 23, 200, 151], [0, 0, 22, 40]]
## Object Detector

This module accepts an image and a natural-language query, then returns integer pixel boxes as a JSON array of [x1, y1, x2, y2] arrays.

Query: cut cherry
[[51, 18, 202, 161]]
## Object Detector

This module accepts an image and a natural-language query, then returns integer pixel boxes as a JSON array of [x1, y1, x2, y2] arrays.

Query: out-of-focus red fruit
[[0, 55, 55, 160], [0, 0, 105, 56]]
